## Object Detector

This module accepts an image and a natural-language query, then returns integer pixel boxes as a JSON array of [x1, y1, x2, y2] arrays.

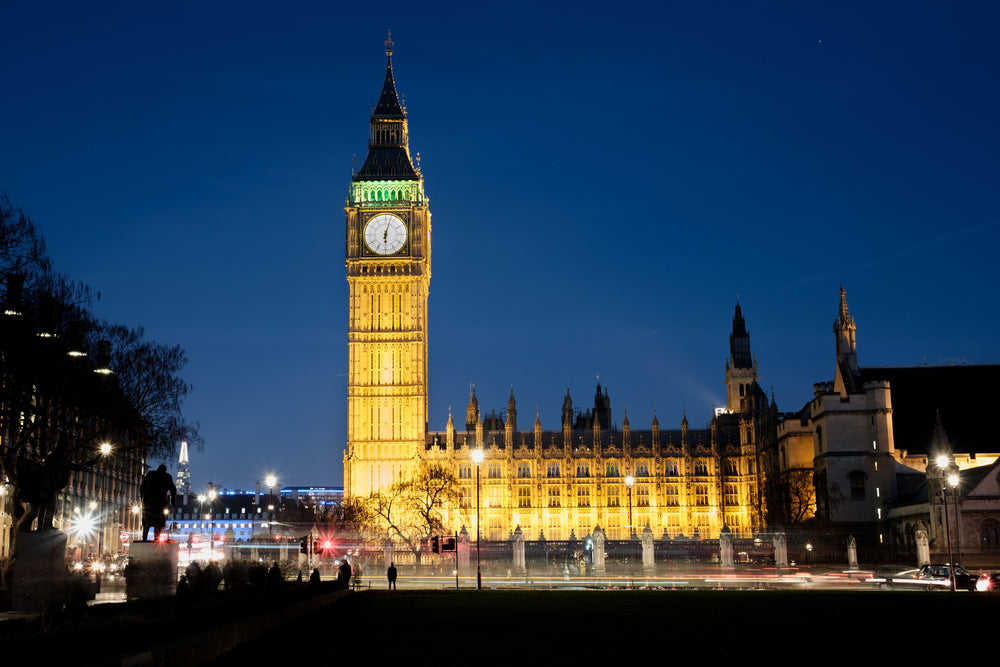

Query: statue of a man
[[139, 464, 177, 541]]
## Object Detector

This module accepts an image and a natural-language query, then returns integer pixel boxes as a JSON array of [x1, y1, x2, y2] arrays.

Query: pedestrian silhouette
[[387, 562, 398, 590], [338, 556, 352, 589]]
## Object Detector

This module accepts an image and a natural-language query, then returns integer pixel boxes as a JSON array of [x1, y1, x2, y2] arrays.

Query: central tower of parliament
[[344, 38, 777, 541]]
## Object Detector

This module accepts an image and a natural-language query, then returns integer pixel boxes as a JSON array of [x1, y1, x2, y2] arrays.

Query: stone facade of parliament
[[343, 40, 1000, 558], [342, 40, 776, 543]]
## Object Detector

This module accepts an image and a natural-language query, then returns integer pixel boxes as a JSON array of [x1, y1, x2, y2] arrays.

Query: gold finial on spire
[[385, 29, 394, 56]]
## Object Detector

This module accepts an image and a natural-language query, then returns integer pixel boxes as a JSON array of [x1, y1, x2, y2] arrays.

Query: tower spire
[[176, 440, 191, 496], [834, 285, 859, 395], [725, 302, 758, 412], [355, 34, 418, 181]]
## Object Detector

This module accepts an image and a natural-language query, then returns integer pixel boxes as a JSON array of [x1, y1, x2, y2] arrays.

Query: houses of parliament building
[[343, 37, 779, 542]]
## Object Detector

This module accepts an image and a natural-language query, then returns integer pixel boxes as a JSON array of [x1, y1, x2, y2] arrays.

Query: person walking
[[387, 562, 398, 590], [338, 556, 352, 589]]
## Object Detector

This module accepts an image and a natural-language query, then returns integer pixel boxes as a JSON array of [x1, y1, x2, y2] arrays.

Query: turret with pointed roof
[[355, 32, 419, 182], [834, 285, 860, 396], [725, 302, 759, 412]]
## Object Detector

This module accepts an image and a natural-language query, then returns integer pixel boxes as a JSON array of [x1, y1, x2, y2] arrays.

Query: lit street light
[[935, 454, 958, 592], [471, 448, 484, 590], [265, 474, 277, 539], [208, 487, 218, 560], [625, 474, 635, 539]]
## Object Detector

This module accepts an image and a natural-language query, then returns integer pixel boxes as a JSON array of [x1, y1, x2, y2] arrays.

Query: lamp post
[[625, 474, 635, 539], [949, 472, 962, 567], [97, 442, 112, 557], [935, 455, 957, 592], [471, 449, 484, 590], [131, 505, 139, 548], [265, 474, 277, 540], [197, 494, 206, 541], [208, 488, 218, 561], [89, 500, 102, 559]]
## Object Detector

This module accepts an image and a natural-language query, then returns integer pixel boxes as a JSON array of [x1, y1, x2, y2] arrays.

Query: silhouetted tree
[[364, 464, 459, 563], [0, 194, 200, 590]]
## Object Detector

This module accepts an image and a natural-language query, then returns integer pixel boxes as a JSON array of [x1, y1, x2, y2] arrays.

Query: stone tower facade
[[344, 35, 431, 497], [725, 303, 758, 412]]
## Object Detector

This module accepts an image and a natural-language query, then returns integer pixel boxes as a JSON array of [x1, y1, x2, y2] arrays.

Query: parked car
[[976, 572, 1000, 592], [916, 564, 977, 591]]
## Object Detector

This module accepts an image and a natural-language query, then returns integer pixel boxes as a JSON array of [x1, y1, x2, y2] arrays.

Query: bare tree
[[95, 323, 202, 460], [0, 195, 199, 590], [364, 465, 460, 563], [783, 470, 817, 525]]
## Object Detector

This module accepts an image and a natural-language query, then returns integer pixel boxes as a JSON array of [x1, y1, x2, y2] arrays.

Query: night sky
[[2, 2, 998, 494]]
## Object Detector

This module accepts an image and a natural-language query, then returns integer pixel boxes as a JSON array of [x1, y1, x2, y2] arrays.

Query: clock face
[[364, 214, 407, 255]]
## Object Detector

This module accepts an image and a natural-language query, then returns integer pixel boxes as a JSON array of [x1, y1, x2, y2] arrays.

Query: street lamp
[[197, 494, 207, 536], [265, 474, 277, 539], [625, 474, 635, 538], [131, 505, 140, 546], [935, 454, 957, 592], [208, 488, 218, 560], [96, 443, 113, 556], [471, 449, 484, 590]]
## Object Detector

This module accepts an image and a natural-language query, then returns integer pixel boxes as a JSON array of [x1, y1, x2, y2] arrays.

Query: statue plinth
[[125, 541, 179, 600], [11, 530, 68, 613]]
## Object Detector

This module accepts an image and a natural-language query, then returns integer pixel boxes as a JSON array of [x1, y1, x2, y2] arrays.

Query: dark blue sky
[[2, 1, 997, 493]]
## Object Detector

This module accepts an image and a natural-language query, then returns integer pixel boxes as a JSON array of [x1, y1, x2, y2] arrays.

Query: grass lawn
[[210, 589, 998, 664]]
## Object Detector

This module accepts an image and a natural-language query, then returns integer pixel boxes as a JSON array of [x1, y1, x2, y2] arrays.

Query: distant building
[[281, 486, 343, 510], [176, 440, 191, 498]]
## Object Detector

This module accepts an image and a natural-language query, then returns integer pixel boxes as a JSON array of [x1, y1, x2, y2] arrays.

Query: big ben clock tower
[[344, 34, 430, 498]]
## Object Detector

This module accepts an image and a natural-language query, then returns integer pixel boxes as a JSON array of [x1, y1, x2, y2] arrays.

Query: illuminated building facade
[[343, 35, 431, 498], [425, 307, 776, 541], [176, 440, 191, 498], [342, 40, 776, 541]]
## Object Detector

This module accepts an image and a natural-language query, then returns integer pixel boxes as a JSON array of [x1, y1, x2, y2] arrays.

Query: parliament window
[[518, 487, 531, 508], [607, 485, 620, 507], [606, 462, 619, 477], [576, 463, 590, 478], [547, 464, 560, 478], [577, 486, 590, 507], [517, 463, 531, 478], [548, 487, 561, 507], [636, 485, 649, 507], [488, 463, 501, 479], [664, 485, 679, 506], [635, 462, 649, 477]]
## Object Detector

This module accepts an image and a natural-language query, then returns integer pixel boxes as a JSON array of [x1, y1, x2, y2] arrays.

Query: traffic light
[[431, 536, 440, 554], [442, 537, 456, 552], [300, 536, 309, 554]]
